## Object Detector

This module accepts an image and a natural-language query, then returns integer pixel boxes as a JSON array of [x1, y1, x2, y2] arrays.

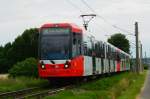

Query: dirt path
[[0, 74, 8, 79], [140, 69, 150, 99]]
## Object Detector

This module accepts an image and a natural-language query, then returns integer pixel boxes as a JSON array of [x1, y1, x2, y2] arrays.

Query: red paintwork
[[39, 55, 84, 78], [117, 61, 121, 72], [40, 23, 82, 33], [116, 49, 121, 72]]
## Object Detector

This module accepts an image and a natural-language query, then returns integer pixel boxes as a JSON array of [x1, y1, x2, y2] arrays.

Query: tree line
[[0, 28, 38, 73]]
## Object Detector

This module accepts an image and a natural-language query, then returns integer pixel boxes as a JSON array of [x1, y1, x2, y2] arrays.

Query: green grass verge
[[0, 77, 49, 92], [45, 71, 147, 99], [117, 71, 147, 99]]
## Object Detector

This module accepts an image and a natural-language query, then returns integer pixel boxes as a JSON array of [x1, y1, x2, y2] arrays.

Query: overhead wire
[[66, 0, 134, 35], [66, 0, 113, 34], [74, 0, 112, 34], [129, 41, 136, 46], [66, 0, 135, 43], [80, 0, 133, 35], [93, 21, 110, 33], [66, 0, 84, 14], [80, 0, 96, 13], [65, 0, 107, 34]]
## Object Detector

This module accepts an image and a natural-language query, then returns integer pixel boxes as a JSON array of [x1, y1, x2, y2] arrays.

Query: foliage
[[0, 43, 13, 73], [143, 64, 149, 70], [117, 71, 146, 99], [0, 77, 49, 92], [12, 28, 39, 62], [8, 58, 38, 78], [45, 71, 146, 99], [0, 28, 39, 73], [107, 33, 130, 53]]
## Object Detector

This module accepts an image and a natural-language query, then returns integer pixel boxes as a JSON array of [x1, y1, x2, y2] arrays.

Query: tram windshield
[[40, 28, 71, 60]]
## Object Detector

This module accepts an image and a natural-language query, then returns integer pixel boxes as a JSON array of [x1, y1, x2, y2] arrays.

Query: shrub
[[143, 64, 149, 70], [9, 58, 38, 78]]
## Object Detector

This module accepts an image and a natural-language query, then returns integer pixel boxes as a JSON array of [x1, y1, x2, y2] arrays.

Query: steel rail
[[17, 87, 66, 99], [0, 87, 40, 98]]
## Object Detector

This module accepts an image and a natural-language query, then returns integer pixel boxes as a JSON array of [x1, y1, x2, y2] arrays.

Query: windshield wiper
[[50, 60, 55, 64]]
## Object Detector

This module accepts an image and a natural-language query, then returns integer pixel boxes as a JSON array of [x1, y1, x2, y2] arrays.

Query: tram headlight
[[41, 64, 45, 69], [64, 60, 71, 69], [64, 64, 69, 68]]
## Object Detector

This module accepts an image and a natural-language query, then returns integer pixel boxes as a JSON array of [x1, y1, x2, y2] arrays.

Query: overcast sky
[[0, 0, 150, 57]]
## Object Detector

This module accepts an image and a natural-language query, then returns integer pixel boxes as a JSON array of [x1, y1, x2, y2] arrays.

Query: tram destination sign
[[42, 28, 70, 35]]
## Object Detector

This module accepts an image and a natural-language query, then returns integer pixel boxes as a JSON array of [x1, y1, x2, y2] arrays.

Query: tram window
[[83, 41, 92, 56], [98, 42, 101, 57], [112, 48, 115, 59], [116, 53, 121, 61], [95, 43, 99, 57], [99, 43, 102, 57], [107, 46, 109, 58], [72, 33, 82, 57], [105, 45, 107, 58], [120, 53, 122, 59], [107, 45, 108, 58], [102, 44, 105, 58], [97, 42, 101, 57], [113, 48, 115, 60], [102, 43, 105, 58], [99, 42, 102, 57], [110, 47, 112, 59], [83, 43, 87, 55], [111, 48, 113, 59], [107, 45, 110, 59], [108, 46, 111, 59], [86, 47, 92, 56], [78, 40, 81, 44], [73, 39, 77, 45], [122, 54, 124, 59], [94, 43, 97, 56]]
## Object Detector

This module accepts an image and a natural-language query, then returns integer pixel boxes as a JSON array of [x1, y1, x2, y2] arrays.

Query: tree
[[107, 33, 130, 53], [11, 28, 39, 62], [0, 43, 13, 73], [9, 28, 39, 63], [9, 57, 38, 78], [0, 28, 39, 73]]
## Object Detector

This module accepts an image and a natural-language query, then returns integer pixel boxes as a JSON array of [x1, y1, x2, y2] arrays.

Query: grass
[[117, 71, 146, 99], [44, 71, 147, 99], [0, 76, 49, 92]]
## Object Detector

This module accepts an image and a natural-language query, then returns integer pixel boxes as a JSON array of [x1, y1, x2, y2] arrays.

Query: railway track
[[0, 87, 41, 98], [17, 87, 66, 99], [0, 86, 70, 99]]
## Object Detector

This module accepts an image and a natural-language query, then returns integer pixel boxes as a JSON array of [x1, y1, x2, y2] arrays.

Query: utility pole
[[135, 22, 140, 73], [145, 51, 147, 64], [140, 43, 143, 72], [139, 41, 142, 73]]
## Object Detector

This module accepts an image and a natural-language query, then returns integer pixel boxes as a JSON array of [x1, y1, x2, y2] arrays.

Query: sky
[[0, 0, 150, 57]]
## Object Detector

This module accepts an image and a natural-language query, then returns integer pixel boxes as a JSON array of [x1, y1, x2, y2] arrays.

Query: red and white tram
[[38, 23, 130, 79]]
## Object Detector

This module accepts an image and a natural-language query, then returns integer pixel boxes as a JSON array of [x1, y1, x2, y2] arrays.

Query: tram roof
[[41, 23, 82, 33]]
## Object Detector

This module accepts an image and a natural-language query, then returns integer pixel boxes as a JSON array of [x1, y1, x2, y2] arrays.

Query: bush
[[9, 58, 38, 78], [144, 64, 149, 70]]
